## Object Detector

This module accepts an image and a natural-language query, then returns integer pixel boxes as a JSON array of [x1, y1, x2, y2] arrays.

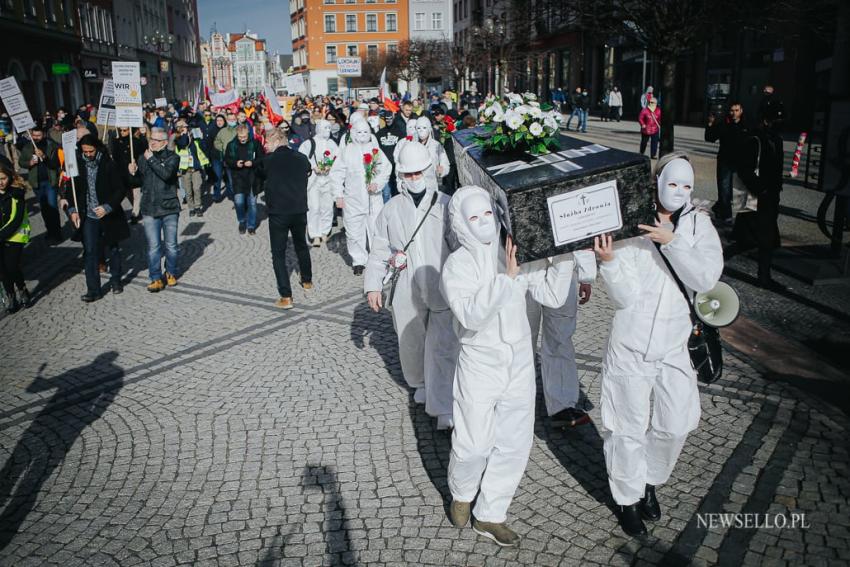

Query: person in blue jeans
[[225, 124, 262, 235], [209, 115, 233, 202], [128, 127, 181, 292], [565, 87, 583, 132]]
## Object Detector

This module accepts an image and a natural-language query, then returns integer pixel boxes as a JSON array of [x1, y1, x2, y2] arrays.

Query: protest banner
[[98, 79, 116, 139], [112, 62, 143, 128], [0, 76, 37, 147]]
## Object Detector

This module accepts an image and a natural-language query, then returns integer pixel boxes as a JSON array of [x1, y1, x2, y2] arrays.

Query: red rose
[[406, 135, 413, 141], [372, 148, 379, 155], [324, 150, 331, 156], [363, 153, 372, 164]]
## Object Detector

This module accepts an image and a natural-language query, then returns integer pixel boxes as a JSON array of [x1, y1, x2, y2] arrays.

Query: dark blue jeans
[[37, 180, 62, 239], [211, 159, 233, 201], [714, 161, 735, 220], [234, 192, 257, 230], [640, 133, 659, 158], [143, 214, 179, 281], [83, 216, 121, 295]]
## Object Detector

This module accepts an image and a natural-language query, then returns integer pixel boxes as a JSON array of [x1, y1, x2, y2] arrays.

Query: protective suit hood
[[405, 120, 417, 139], [415, 116, 433, 141], [657, 158, 694, 212], [448, 186, 500, 277], [315, 119, 331, 140], [352, 121, 372, 145]]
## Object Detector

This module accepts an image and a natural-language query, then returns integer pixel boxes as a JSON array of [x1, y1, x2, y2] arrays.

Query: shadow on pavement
[[300, 464, 356, 566], [0, 351, 124, 551]]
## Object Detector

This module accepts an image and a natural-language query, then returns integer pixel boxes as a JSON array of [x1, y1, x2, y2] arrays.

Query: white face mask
[[352, 124, 371, 145], [415, 118, 431, 141], [330, 123, 341, 134], [367, 116, 380, 131], [403, 176, 427, 194], [405, 121, 417, 138], [657, 158, 694, 212], [316, 120, 331, 140], [461, 193, 498, 244]]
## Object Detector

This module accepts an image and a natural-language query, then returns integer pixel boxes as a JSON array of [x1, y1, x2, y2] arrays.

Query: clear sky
[[197, 0, 293, 54]]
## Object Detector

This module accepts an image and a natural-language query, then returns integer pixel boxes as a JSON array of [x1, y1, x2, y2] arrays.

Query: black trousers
[[269, 213, 312, 298], [0, 242, 25, 295]]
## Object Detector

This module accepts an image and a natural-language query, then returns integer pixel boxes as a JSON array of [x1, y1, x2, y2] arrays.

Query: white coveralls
[[298, 128, 339, 239], [363, 178, 458, 421], [414, 117, 451, 190], [330, 132, 391, 267], [526, 250, 597, 415], [599, 206, 722, 505], [441, 186, 574, 523]]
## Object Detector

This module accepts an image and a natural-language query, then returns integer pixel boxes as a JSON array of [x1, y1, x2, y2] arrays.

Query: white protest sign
[[62, 130, 79, 178], [97, 79, 116, 128], [336, 57, 362, 77], [285, 74, 306, 94], [0, 77, 36, 133], [154, 97, 167, 108], [112, 62, 143, 127]]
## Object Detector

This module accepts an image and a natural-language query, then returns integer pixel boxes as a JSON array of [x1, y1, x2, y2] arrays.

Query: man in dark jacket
[[225, 124, 262, 234], [728, 99, 785, 289], [256, 128, 312, 309], [128, 127, 181, 293], [705, 102, 748, 224], [18, 126, 62, 242], [110, 127, 148, 224], [68, 135, 130, 301], [377, 112, 401, 199]]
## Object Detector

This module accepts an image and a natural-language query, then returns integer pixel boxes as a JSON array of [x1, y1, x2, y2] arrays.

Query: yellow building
[[289, 0, 408, 95]]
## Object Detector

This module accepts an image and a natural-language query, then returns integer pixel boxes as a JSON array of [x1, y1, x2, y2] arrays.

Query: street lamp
[[144, 30, 175, 98]]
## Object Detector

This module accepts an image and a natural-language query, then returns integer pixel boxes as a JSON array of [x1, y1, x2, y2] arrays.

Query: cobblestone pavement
[[1, 149, 849, 566]]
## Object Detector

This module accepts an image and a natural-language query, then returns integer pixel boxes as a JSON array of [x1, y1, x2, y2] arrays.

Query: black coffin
[[452, 127, 656, 263]]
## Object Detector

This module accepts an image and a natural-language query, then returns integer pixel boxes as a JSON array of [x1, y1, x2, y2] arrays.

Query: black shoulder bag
[[654, 224, 724, 384]]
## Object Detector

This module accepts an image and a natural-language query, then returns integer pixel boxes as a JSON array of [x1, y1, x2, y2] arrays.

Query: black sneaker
[[195, 208, 204, 218], [353, 265, 364, 276], [550, 407, 591, 427], [248, 228, 256, 235], [238, 224, 246, 235], [112, 284, 124, 295], [81, 293, 101, 303], [189, 208, 196, 217], [18, 288, 33, 308]]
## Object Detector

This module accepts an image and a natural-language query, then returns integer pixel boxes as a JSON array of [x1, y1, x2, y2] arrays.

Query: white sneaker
[[413, 387, 426, 404]]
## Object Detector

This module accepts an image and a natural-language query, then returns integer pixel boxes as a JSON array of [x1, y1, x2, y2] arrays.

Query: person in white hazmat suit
[[364, 143, 458, 429], [414, 116, 450, 190], [392, 119, 418, 165], [525, 250, 597, 426], [593, 153, 722, 537], [440, 186, 574, 547], [337, 113, 377, 154], [331, 120, 391, 274], [299, 119, 339, 246]]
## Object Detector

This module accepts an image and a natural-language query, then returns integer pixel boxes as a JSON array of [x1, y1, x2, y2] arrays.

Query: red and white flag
[[379, 68, 399, 113], [210, 89, 241, 113], [262, 85, 283, 126]]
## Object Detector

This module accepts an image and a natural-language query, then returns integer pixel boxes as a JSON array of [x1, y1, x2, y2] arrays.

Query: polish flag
[[379, 68, 399, 113], [262, 85, 284, 126]]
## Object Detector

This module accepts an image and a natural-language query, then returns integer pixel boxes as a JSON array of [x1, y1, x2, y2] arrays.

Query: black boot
[[617, 504, 647, 537], [5, 291, 20, 313], [639, 484, 661, 521], [18, 287, 33, 308]]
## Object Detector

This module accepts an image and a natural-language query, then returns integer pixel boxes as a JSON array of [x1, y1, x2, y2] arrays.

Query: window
[[326, 45, 337, 63], [462, 0, 468, 18], [414, 12, 424, 30], [347, 44, 358, 56], [366, 13, 377, 32], [386, 13, 396, 32], [432, 12, 442, 29], [345, 0, 355, 4], [324, 14, 335, 32], [367, 44, 378, 60], [387, 43, 398, 55], [327, 78, 339, 95], [324, 0, 334, 3], [345, 14, 357, 31], [386, 0, 396, 3], [366, 0, 376, 3]]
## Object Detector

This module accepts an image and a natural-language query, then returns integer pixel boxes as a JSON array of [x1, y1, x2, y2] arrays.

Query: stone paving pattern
[[1, 125, 849, 566]]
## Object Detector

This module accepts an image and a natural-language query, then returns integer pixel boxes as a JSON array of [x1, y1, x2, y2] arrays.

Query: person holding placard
[[18, 126, 62, 243], [67, 135, 130, 301], [0, 161, 32, 313]]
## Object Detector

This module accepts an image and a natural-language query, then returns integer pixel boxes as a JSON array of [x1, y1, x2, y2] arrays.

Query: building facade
[[228, 32, 269, 95], [290, 0, 409, 96], [409, 0, 450, 41], [201, 30, 234, 91]]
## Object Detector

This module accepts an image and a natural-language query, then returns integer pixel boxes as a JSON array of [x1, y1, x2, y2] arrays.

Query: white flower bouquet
[[475, 92, 562, 155]]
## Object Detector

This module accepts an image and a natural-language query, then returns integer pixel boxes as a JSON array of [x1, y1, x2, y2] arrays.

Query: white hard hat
[[396, 142, 432, 174]]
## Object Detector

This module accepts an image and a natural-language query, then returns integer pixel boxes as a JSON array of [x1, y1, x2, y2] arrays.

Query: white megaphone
[[694, 281, 740, 328]]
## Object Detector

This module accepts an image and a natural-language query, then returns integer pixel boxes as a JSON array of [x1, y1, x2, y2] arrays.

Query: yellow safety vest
[[176, 139, 210, 170], [2, 196, 31, 244]]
